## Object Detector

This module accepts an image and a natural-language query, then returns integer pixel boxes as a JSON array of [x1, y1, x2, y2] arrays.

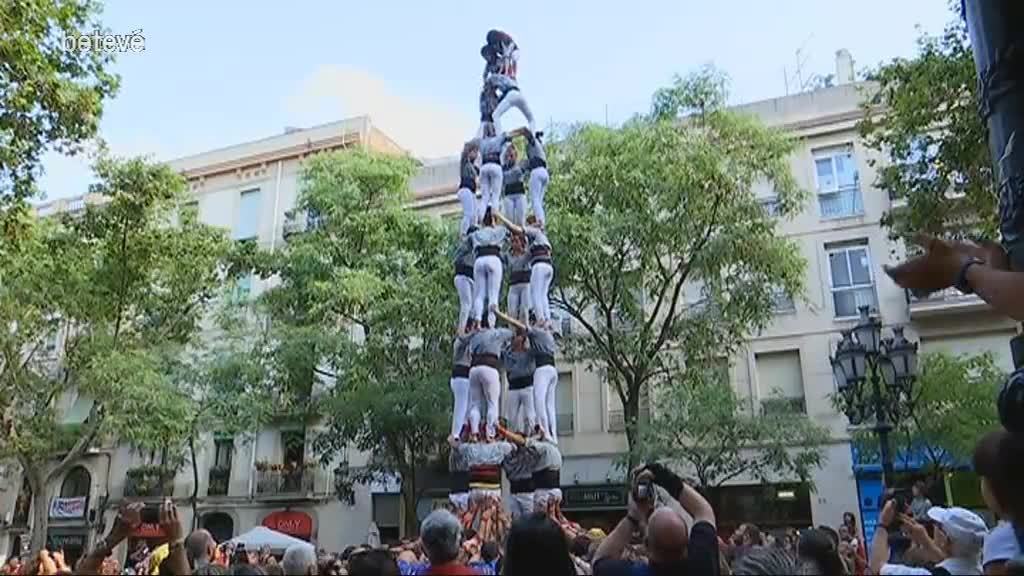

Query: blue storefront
[[851, 445, 975, 543]]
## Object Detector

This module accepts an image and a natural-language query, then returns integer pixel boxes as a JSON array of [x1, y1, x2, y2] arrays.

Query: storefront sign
[[562, 484, 628, 511], [49, 497, 87, 519], [262, 511, 312, 539], [46, 532, 86, 550]]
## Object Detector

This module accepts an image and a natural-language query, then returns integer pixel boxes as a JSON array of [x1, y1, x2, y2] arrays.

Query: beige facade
[[4, 78, 1018, 561]]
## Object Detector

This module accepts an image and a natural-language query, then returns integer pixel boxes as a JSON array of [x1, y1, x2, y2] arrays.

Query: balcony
[[906, 287, 987, 319], [255, 467, 315, 498], [282, 208, 322, 239], [124, 466, 175, 498], [207, 467, 231, 497]]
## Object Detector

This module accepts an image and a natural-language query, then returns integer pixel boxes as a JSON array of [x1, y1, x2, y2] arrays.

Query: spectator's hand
[[159, 499, 183, 543], [52, 549, 68, 572], [642, 462, 685, 499], [110, 502, 144, 544], [884, 235, 972, 292], [627, 470, 655, 528], [879, 500, 898, 529], [899, 515, 929, 544]]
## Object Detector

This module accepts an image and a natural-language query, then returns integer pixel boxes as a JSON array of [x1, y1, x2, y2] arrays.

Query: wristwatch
[[954, 257, 985, 294]]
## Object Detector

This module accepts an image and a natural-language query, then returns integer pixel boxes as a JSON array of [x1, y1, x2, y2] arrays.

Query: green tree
[[847, 352, 1003, 479], [858, 15, 993, 243], [547, 69, 807, 461], [0, 156, 232, 554], [637, 362, 829, 492], [251, 149, 454, 536], [0, 0, 120, 207]]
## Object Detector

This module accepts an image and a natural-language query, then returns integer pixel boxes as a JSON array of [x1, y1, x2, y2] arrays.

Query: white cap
[[927, 507, 987, 552]]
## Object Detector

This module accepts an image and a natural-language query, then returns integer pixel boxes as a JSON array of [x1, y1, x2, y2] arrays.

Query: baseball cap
[[926, 507, 987, 551]]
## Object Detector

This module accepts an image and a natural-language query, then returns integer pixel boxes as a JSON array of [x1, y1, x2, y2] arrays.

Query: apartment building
[[3, 63, 1017, 562]]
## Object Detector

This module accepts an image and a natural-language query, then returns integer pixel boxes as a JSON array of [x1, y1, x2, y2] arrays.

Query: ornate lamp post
[[830, 306, 919, 485]]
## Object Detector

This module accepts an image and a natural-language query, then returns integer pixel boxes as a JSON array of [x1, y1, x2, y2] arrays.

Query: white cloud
[[284, 65, 476, 159]]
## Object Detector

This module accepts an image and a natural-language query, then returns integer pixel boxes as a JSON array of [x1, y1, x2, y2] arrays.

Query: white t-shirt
[[984, 522, 1021, 568], [881, 556, 981, 575]]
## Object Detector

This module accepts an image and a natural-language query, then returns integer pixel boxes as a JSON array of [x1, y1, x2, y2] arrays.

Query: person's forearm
[[967, 265, 1024, 321], [869, 526, 889, 575], [75, 537, 120, 575], [593, 516, 633, 563], [164, 543, 190, 576], [495, 212, 523, 234], [678, 484, 715, 527], [494, 309, 526, 331]]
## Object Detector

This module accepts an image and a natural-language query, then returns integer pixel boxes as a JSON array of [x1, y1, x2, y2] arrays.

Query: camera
[[634, 477, 654, 502], [880, 488, 911, 529], [140, 505, 160, 525]]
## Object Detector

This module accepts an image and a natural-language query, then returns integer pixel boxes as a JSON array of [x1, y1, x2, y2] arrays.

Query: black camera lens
[[999, 369, 1024, 435]]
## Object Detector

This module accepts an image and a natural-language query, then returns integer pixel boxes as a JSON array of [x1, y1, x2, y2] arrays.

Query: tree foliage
[[858, 17, 993, 243], [547, 68, 808, 459], [0, 156, 233, 553], [0, 0, 120, 206], [849, 352, 1003, 473], [251, 149, 455, 536], [637, 362, 829, 491]]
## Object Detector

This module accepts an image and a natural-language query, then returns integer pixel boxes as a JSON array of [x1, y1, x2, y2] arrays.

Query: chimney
[[835, 49, 855, 85]]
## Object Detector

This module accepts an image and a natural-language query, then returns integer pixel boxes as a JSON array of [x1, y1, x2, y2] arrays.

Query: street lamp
[[830, 306, 919, 485]]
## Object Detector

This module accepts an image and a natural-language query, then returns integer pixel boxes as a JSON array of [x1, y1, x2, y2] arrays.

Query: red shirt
[[425, 561, 479, 575]]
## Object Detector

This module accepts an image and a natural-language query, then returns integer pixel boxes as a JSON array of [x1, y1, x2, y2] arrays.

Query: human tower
[[446, 30, 580, 545]]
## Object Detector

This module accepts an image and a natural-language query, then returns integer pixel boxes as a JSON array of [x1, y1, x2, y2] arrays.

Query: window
[[759, 196, 781, 217], [755, 351, 806, 414], [235, 189, 261, 240], [60, 467, 91, 499], [372, 494, 400, 542], [607, 381, 625, 433], [214, 438, 233, 469], [281, 430, 306, 466], [814, 146, 862, 219], [770, 286, 795, 313], [827, 242, 877, 318], [556, 372, 574, 436]]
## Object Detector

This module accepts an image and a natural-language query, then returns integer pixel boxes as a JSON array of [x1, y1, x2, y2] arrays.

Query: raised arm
[[496, 424, 526, 447], [76, 503, 143, 575], [494, 309, 527, 332], [494, 211, 524, 235]]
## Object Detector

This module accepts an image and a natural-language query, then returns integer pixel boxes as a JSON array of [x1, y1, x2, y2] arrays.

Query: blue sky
[[40, 0, 953, 200]]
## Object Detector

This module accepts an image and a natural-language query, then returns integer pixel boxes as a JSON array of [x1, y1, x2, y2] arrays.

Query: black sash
[[455, 263, 474, 278], [451, 365, 470, 379], [535, 354, 555, 368], [505, 181, 525, 196], [532, 468, 560, 489], [459, 177, 477, 192], [509, 270, 531, 285], [471, 354, 501, 369], [509, 375, 533, 390], [451, 471, 470, 492], [476, 245, 501, 258], [528, 157, 547, 171], [510, 478, 535, 494], [483, 154, 501, 165]]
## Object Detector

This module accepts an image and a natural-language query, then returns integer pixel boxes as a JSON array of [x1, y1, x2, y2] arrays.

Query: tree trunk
[[624, 392, 641, 471], [401, 471, 419, 539], [28, 469, 49, 556], [189, 434, 200, 532]]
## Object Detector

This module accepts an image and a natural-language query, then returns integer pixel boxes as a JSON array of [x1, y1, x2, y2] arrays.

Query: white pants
[[530, 262, 554, 324], [508, 492, 535, 519], [454, 275, 473, 332], [472, 255, 503, 327], [507, 283, 531, 325], [529, 167, 550, 227], [493, 90, 536, 135], [468, 377, 483, 436], [469, 365, 501, 439], [450, 376, 470, 438], [449, 492, 469, 513], [533, 365, 559, 442], [503, 193, 527, 227], [479, 163, 503, 214], [507, 386, 536, 434], [457, 187, 477, 235]]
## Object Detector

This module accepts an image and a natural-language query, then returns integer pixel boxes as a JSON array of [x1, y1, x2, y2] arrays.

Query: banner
[[49, 497, 87, 519]]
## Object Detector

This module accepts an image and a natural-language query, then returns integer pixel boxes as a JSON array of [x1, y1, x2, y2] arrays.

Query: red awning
[[262, 511, 312, 539], [133, 523, 165, 539]]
